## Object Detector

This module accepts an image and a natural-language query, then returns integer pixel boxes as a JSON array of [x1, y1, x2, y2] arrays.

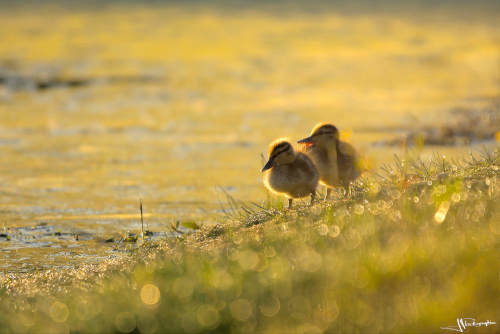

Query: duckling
[[298, 123, 361, 199], [262, 139, 319, 208]]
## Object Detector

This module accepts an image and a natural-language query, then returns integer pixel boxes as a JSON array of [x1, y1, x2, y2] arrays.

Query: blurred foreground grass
[[1, 0, 500, 272], [1, 148, 499, 333]]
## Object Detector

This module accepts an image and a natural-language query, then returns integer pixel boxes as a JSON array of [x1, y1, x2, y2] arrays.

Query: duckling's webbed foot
[[310, 191, 316, 206], [288, 198, 293, 209], [344, 183, 351, 198], [324, 188, 332, 201]]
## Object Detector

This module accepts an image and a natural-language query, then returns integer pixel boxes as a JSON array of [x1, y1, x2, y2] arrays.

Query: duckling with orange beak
[[298, 123, 360, 199], [262, 139, 319, 208]]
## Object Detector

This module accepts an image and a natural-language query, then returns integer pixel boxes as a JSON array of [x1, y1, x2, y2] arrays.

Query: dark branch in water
[[0, 74, 164, 91]]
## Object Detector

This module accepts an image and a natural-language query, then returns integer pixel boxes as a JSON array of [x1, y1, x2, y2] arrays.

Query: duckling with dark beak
[[262, 139, 319, 209], [298, 123, 360, 199]]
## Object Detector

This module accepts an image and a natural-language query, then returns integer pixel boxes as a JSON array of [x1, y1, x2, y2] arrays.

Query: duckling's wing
[[337, 141, 361, 181], [338, 141, 357, 158], [296, 153, 318, 173]]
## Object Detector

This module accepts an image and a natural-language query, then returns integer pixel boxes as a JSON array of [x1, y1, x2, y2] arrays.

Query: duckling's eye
[[318, 130, 336, 137], [271, 145, 291, 159], [272, 143, 290, 153]]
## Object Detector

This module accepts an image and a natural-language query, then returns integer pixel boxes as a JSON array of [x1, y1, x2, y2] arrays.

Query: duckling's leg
[[344, 182, 351, 198], [288, 198, 293, 209], [325, 188, 332, 200], [310, 191, 316, 206]]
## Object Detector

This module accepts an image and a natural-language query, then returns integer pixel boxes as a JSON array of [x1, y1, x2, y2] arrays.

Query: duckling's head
[[261, 139, 295, 172], [297, 123, 339, 148]]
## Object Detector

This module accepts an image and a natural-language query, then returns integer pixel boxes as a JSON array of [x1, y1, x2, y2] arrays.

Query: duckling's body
[[262, 139, 319, 208], [298, 123, 361, 198], [303, 138, 339, 189], [337, 141, 361, 190], [264, 153, 319, 198]]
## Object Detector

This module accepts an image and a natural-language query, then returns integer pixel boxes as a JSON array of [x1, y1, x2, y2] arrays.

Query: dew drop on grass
[[434, 201, 450, 224], [451, 193, 461, 203], [391, 190, 401, 200], [329, 225, 341, 238], [318, 224, 329, 236], [354, 204, 365, 215]]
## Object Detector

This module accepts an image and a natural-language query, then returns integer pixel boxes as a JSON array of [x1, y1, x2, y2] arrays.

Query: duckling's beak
[[297, 136, 314, 144], [261, 159, 273, 172]]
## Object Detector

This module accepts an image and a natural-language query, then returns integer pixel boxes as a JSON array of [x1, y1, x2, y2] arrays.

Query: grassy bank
[[2, 0, 500, 273], [1, 148, 499, 333]]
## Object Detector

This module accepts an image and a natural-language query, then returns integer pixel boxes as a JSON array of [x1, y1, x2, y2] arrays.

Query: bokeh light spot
[[318, 224, 329, 236], [259, 296, 280, 317], [49, 301, 69, 323], [329, 225, 341, 238], [230, 299, 253, 321], [140, 283, 161, 306]]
